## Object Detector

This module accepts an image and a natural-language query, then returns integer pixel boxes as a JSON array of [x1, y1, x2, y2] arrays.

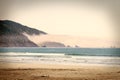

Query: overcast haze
[[0, 0, 120, 47]]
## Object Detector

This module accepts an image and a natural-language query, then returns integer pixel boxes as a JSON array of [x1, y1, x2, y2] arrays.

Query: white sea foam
[[0, 52, 120, 65], [0, 52, 65, 56]]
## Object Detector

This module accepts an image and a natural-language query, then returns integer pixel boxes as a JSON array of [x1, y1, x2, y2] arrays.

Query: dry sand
[[0, 63, 120, 80]]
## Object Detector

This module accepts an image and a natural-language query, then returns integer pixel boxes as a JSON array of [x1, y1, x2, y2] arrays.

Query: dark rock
[[40, 41, 65, 47], [0, 20, 47, 47]]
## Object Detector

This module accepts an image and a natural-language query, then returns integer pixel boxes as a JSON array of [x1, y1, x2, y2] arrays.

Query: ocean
[[0, 47, 120, 65]]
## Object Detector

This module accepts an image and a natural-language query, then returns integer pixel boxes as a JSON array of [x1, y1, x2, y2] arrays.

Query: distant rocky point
[[40, 41, 65, 47], [0, 20, 47, 47]]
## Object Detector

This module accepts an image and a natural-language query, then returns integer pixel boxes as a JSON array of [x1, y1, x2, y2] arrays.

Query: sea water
[[0, 47, 120, 65]]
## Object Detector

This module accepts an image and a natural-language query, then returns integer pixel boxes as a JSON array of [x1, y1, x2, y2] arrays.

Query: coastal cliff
[[0, 20, 47, 47]]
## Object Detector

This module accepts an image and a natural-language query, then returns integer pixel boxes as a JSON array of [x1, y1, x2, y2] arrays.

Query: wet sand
[[0, 63, 120, 80]]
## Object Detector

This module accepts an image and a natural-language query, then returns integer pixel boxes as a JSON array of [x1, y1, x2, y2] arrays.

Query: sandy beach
[[0, 63, 120, 80]]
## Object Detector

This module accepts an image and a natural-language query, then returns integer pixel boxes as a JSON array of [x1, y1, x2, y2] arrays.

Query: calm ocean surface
[[0, 47, 120, 65]]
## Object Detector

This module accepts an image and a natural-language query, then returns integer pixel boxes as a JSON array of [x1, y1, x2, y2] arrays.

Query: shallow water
[[0, 47, 120, 65]]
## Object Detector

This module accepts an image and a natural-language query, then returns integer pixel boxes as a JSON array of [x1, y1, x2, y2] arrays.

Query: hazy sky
[[0, 0, 119, 40]]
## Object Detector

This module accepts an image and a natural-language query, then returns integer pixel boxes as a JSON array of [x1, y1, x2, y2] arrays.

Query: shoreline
[[0, 62, 120, 69]]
